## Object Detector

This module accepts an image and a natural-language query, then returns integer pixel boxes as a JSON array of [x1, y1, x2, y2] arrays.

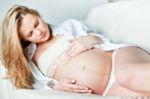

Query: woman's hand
[[64, 35, 101, 60], [53, 78, 92, 93]]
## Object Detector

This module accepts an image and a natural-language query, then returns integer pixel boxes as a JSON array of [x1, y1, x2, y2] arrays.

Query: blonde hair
[[1, 5, 41, 89]]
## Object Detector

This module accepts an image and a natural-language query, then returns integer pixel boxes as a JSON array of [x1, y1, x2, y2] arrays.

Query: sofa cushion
[[87, 0, 150, 52]]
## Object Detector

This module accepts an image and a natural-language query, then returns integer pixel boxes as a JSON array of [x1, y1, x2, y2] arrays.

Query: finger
[[64, 42, 75, 55], [66, 85, 92, 93], [71, 89, 92, 93], [68, 47, 79, 57], [60, 79, 76, 84], [69, 48, 80, 57], [69, 39, 75, 43], [65, 48, 81, 60], [66, 41, 84, 56], [65, 45, 78, 57], [59, 79, 92, 93], [67, 84, 90, 91], [67, 41, 77, 50], [54, 79, 75, 91]]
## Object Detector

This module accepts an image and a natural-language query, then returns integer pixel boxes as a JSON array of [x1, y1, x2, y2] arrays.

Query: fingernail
[[88, 90, 92, 93], [72, 80, 75, 83]]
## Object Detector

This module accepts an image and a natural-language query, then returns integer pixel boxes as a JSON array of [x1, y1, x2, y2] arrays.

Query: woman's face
[[19, 14, 50, 44]]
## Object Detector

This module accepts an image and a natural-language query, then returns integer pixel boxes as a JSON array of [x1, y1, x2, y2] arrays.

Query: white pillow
[[87, 0, 150, 52]]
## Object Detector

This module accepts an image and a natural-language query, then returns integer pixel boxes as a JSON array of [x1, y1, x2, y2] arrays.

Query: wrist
[[89, 34, 103, 46]]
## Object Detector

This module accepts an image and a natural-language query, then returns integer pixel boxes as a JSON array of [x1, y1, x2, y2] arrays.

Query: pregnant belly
[[53, 48, 112, 95]]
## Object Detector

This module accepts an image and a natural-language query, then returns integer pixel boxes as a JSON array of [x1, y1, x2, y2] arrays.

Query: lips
[[41, 31, 49, 41], [41, 31, 46, 38]]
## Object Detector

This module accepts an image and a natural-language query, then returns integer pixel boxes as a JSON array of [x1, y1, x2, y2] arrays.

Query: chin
[[43, 33, 50, 41]]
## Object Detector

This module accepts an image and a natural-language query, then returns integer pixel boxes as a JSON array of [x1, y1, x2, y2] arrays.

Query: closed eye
[[28, 31, 33, 37], [34, 20, 39, 28], [27, 21, 38, 37]]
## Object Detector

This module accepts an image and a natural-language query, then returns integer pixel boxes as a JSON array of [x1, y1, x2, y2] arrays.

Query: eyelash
[[29, 32, 33, 37], [34, 21, 39, 28], [28, 21, 39, 37]]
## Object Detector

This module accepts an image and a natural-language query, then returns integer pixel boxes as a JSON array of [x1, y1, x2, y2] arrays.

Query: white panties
[[102, 49, 118, 96]]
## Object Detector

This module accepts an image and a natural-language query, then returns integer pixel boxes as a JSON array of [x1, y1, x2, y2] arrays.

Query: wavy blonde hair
[[1, 5, 41, 89]]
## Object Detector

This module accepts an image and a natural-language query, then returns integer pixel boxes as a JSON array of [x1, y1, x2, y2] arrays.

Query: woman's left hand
[[64, 35, 100, 60], [52, 78, 92, 93]]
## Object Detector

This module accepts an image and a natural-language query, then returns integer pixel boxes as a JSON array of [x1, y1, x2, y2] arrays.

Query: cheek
[[44, 22, 49, 31], [45, 32, 50, 40], [40, 20, 46, 28], [28, 37, 38, 43]]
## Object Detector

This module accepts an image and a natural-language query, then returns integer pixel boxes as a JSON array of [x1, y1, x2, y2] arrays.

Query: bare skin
[[53, 48, 112, 94], [107, 47, 150, 96]]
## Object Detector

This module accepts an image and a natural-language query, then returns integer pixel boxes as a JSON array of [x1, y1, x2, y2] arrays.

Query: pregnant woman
[[1, 5, 150, 96]]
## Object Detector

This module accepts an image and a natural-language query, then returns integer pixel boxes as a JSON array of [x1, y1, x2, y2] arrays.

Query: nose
[[34, 28, 42, 36]]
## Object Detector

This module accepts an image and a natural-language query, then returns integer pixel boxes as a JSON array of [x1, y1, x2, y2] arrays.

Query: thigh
[[114, 46, 150, 93], [107, 82, 149, 96]]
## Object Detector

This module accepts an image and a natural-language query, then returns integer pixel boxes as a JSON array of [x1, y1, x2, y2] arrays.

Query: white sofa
[[1, 0, 148, 98]]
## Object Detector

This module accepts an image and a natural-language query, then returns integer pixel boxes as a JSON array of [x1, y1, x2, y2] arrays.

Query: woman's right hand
[[53, 78, 92, 93], [64, 35, 102, 60]]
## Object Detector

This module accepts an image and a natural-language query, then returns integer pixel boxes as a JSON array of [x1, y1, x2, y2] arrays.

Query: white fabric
[[29, 61, 53, 90], [102, 49, 117, 96], [26, 19, 130, 90], [26, 43, 57, 90]]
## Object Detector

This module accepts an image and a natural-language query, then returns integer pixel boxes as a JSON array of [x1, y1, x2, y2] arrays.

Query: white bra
[[37, 36, 70, 77]]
